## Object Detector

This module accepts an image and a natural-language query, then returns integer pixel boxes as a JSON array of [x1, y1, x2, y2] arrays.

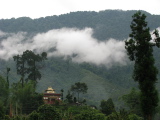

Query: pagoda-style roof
[[44, 93, 61, 96], [45, 86, 55, 93], [43, 86, 62, 105]]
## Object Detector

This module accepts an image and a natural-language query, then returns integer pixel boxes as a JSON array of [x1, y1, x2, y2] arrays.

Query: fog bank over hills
[[0, 10, 160, 106], [0, 28, 127, 67]]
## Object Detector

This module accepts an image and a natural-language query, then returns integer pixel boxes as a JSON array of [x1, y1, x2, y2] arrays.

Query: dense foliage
[[100, 98, 115, 116], [0, 10, 160, 119], [0, 10, 160, 40], [125, 11, 160, 120], [0, 10, 160, 107], [13, 50, 47, 87], [121, 88, 142, 116], [28, 105, 106, 120], [11, 81, 44, 115], [0, 75, 9, 118], [70, 82, 88, 102], [106, 109, 143, 120]]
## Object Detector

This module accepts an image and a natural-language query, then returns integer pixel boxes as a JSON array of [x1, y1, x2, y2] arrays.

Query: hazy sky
[[0, 0, 159, 19]]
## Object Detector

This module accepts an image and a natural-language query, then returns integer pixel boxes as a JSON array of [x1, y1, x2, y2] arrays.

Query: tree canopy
[[0, 10, 159, 40], [125, 11, 160, 120], [13, 50, 47, 87], [121, 88, 141, 116], [70, 82, 88, 102], [100, 98, 115, 116]]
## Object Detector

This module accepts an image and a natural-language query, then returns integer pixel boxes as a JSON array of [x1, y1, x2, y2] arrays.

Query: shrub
[[74, 109, 106, 120]]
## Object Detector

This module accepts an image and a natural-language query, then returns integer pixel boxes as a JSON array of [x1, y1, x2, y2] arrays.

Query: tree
[[70, 82, 88, 102], [100, 98, 115, 116], [0, 76, 9, 118], [74, 109, 106, 120], [61, 89, 64, 101], [23, 92, 44, 114], [6, 67, 10, 88], [125, 11, 160, 120], [106, 109, 142, 120], [121, 88, 142, 116], [0, 75, 9, 103], [13, 54, 27, 88], [37, 104, 60, 120], [28, 110, 40, 120], [0, 100, 5, 119], [65, 90, 73, 103], [13, 50, 47, 87], [0, 75, 9, 115], [24, 50, 47, 86], [11, 81, 44, 115], [29, 104, 61, 120]]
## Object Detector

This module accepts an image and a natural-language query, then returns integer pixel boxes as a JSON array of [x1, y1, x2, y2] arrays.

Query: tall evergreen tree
[[125, 11, 160, 120], [13, 54, 27, 88], [13, 50, 47, 87], [6, 68, 10, 88], [24, 50, 47, 84]]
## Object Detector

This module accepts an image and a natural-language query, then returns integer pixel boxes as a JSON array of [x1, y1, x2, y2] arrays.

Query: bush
[[28, 104, 61, 120], [28, 110, 40, 120], [4, 115, 10, 120], [74, 109, 106, 120], [128, 114, 143, 120], [0, 100, 5, 119], [106, 110, 142, 120]]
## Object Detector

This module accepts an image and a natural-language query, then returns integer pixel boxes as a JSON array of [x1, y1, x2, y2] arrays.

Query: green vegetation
[[13, 50, 47, 87], [0, 10, 160, 119], [125, 11, 160, 120], [121, 88, 141, 116], [28, 105, 106, 120], [0, 10, 160, 40], [11, 81, 44, 115], [0, 75, 9, 118], [70, 82, 88, 102], [100, 98, 115, 116], [106, 109, 143, 120]]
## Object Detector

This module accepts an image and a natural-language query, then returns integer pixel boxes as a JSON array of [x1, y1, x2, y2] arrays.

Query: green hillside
[[0, 10, 160, 107], [0, 10, 160, 40]]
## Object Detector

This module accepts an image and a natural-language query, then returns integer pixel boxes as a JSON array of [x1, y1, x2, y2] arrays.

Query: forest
[[0, 10, 160, 119]]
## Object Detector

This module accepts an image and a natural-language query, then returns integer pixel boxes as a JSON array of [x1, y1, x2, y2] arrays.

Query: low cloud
[[0, 28, 127, 67]]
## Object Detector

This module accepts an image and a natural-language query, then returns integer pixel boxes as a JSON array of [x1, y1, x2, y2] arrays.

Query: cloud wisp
[[0, 28, 127, 67]]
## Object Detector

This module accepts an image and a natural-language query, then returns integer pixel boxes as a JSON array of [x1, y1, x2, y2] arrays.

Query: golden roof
[[45, 86, 55, 93]]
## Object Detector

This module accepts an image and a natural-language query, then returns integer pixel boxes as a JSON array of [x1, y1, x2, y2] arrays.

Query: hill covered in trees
[[0, 10, 160, 107], [0, 10, 160, 40]]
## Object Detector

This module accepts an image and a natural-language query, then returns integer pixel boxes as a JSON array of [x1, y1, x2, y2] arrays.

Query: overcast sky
[[0, 0, 159, 19]]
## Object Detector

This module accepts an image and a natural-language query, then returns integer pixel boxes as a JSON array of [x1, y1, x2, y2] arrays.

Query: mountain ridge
[[0, 10, 160, 40], [0, 10, 160, 107]]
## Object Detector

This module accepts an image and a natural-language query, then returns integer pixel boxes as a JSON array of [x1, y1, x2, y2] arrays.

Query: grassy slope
[[35, 57, 129, 107]]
